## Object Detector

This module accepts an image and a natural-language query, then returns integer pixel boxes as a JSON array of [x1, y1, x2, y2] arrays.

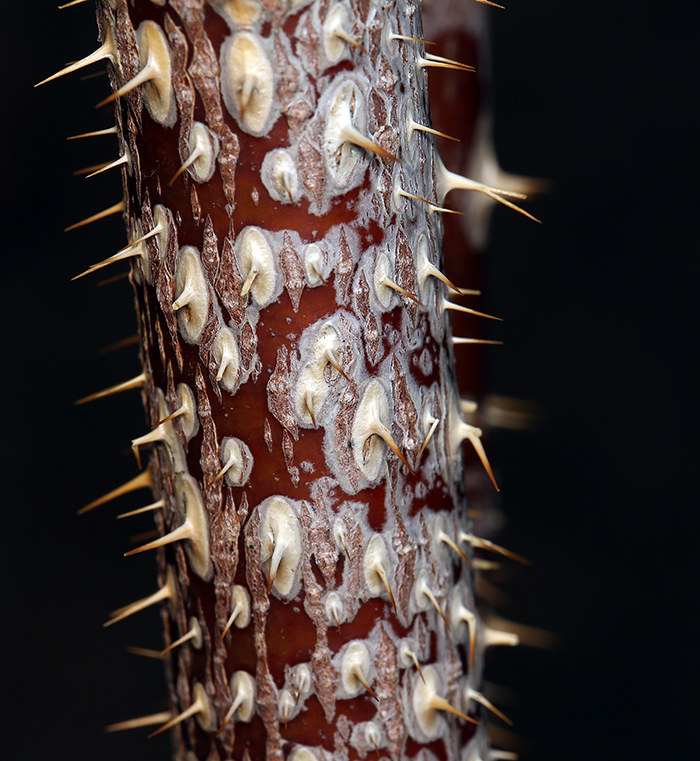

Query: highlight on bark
[[42, 0, 542, 758]]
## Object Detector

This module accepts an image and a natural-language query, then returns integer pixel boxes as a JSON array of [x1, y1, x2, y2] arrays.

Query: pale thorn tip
[[149, 683, 212, 738], [355, 671, 378, 702], [304, 389, 317, 429], [420, 258, 467, 296], [130, 423, 169, 469], [216, 672, 256, 735], [450, 587, 477, 669], [423, 52, 475, 71], [65, 200, 125, 232], [117, 497, 165, 520], [409, 118, 460, 143], [279, 690, 294, 730], [153, 406, 185, 429], [72, 161, 111, 177], [71, 242, 144, 281], [417, 575, 450, 631], [456, 287, 482, 296], [482, 394, 541, 431], [437, 529, 471, 565], [266, 532, 290, 592], [73, 224, 163, 280], [85, 153, 128, 178], [485, 617, 558, 649], [96, 49, 159, 109], [104, 568, 174, 628], [331, 606, 342, 634], [372, 420, 414, 474], [389, 33, 435, 46], [380, 275, 423, 305], [343, 123, 399, 162], [217, 600, 243, 645], [206, 463, 230, 490], [417, 414, 439, 461], [36, 36, 115, 87], [353, 383, 414, 475], [364, 535, 398, 615], [413, 667, 480, 737], [79, 469, 152, 515], [443, 298, 501, 321], [417, 55, 475, 73], [461, 425, 500, 492], [124, 519, 195, 557], [294, 665, 311, 706], [334, 29, 368, 54], [452, 337, 504, 346], [401, 644, 426, 684], [461, 399, 479, 415], [324, 349, 350, 381], [160, 617, 202, 656], [75, 372, 145, 405], [171, 282, 196, 312], [59, 0, 90, 6], [376, 565, 398, 616], [260, 499, 302, 598], [67, 126, 118, 140], [468, 688, 514, 726], [483, 626, 521, 648], [435, 154, 540, 222], [429, 694, 480, 726], [459, 531, 532, 566], [240, 267, 259, 297], [473, 0, 506, 9], [217, 586, 251, 644], [473, 558, 501, 572], [411, 656, 426, 685], [334, 521, 352, 561], [105, 711, 173, 733], [118, 223, 164, 254], [341, 642, 378, 701], [397, 187, 465, 216], [169, 146, 203, 186]]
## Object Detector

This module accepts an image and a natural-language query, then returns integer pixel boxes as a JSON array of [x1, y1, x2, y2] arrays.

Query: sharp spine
[[65, 200, 125, 232], [79, 469, 152, 515], [75, 372, 145, 405]]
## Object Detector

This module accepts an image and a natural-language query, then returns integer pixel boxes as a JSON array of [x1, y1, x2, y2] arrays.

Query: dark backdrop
[[2, 2, 697, 760]]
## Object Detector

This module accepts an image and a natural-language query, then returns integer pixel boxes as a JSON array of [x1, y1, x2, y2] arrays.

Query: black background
[[2, 1, 697, 760]]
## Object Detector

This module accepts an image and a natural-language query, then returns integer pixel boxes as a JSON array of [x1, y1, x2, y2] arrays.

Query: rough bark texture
[[69, 0, 524, 759]]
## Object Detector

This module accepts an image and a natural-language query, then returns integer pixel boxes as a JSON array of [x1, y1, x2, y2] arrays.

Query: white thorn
[[104, 568, 175, 628], [105, 710, 173, 733], [435, 153, 540, 223], [260, 498, 302, 597], [217, 671, 256, 733], [36, 33, 115, 86], [67, 126, 118, 140], [340, 641, 377, 700], [75, 372, 145, 404], [85, 152, 128, 178], [117, 497, 165, 520], [149, 683, 214, 737], [467, 687, 513, 725]]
